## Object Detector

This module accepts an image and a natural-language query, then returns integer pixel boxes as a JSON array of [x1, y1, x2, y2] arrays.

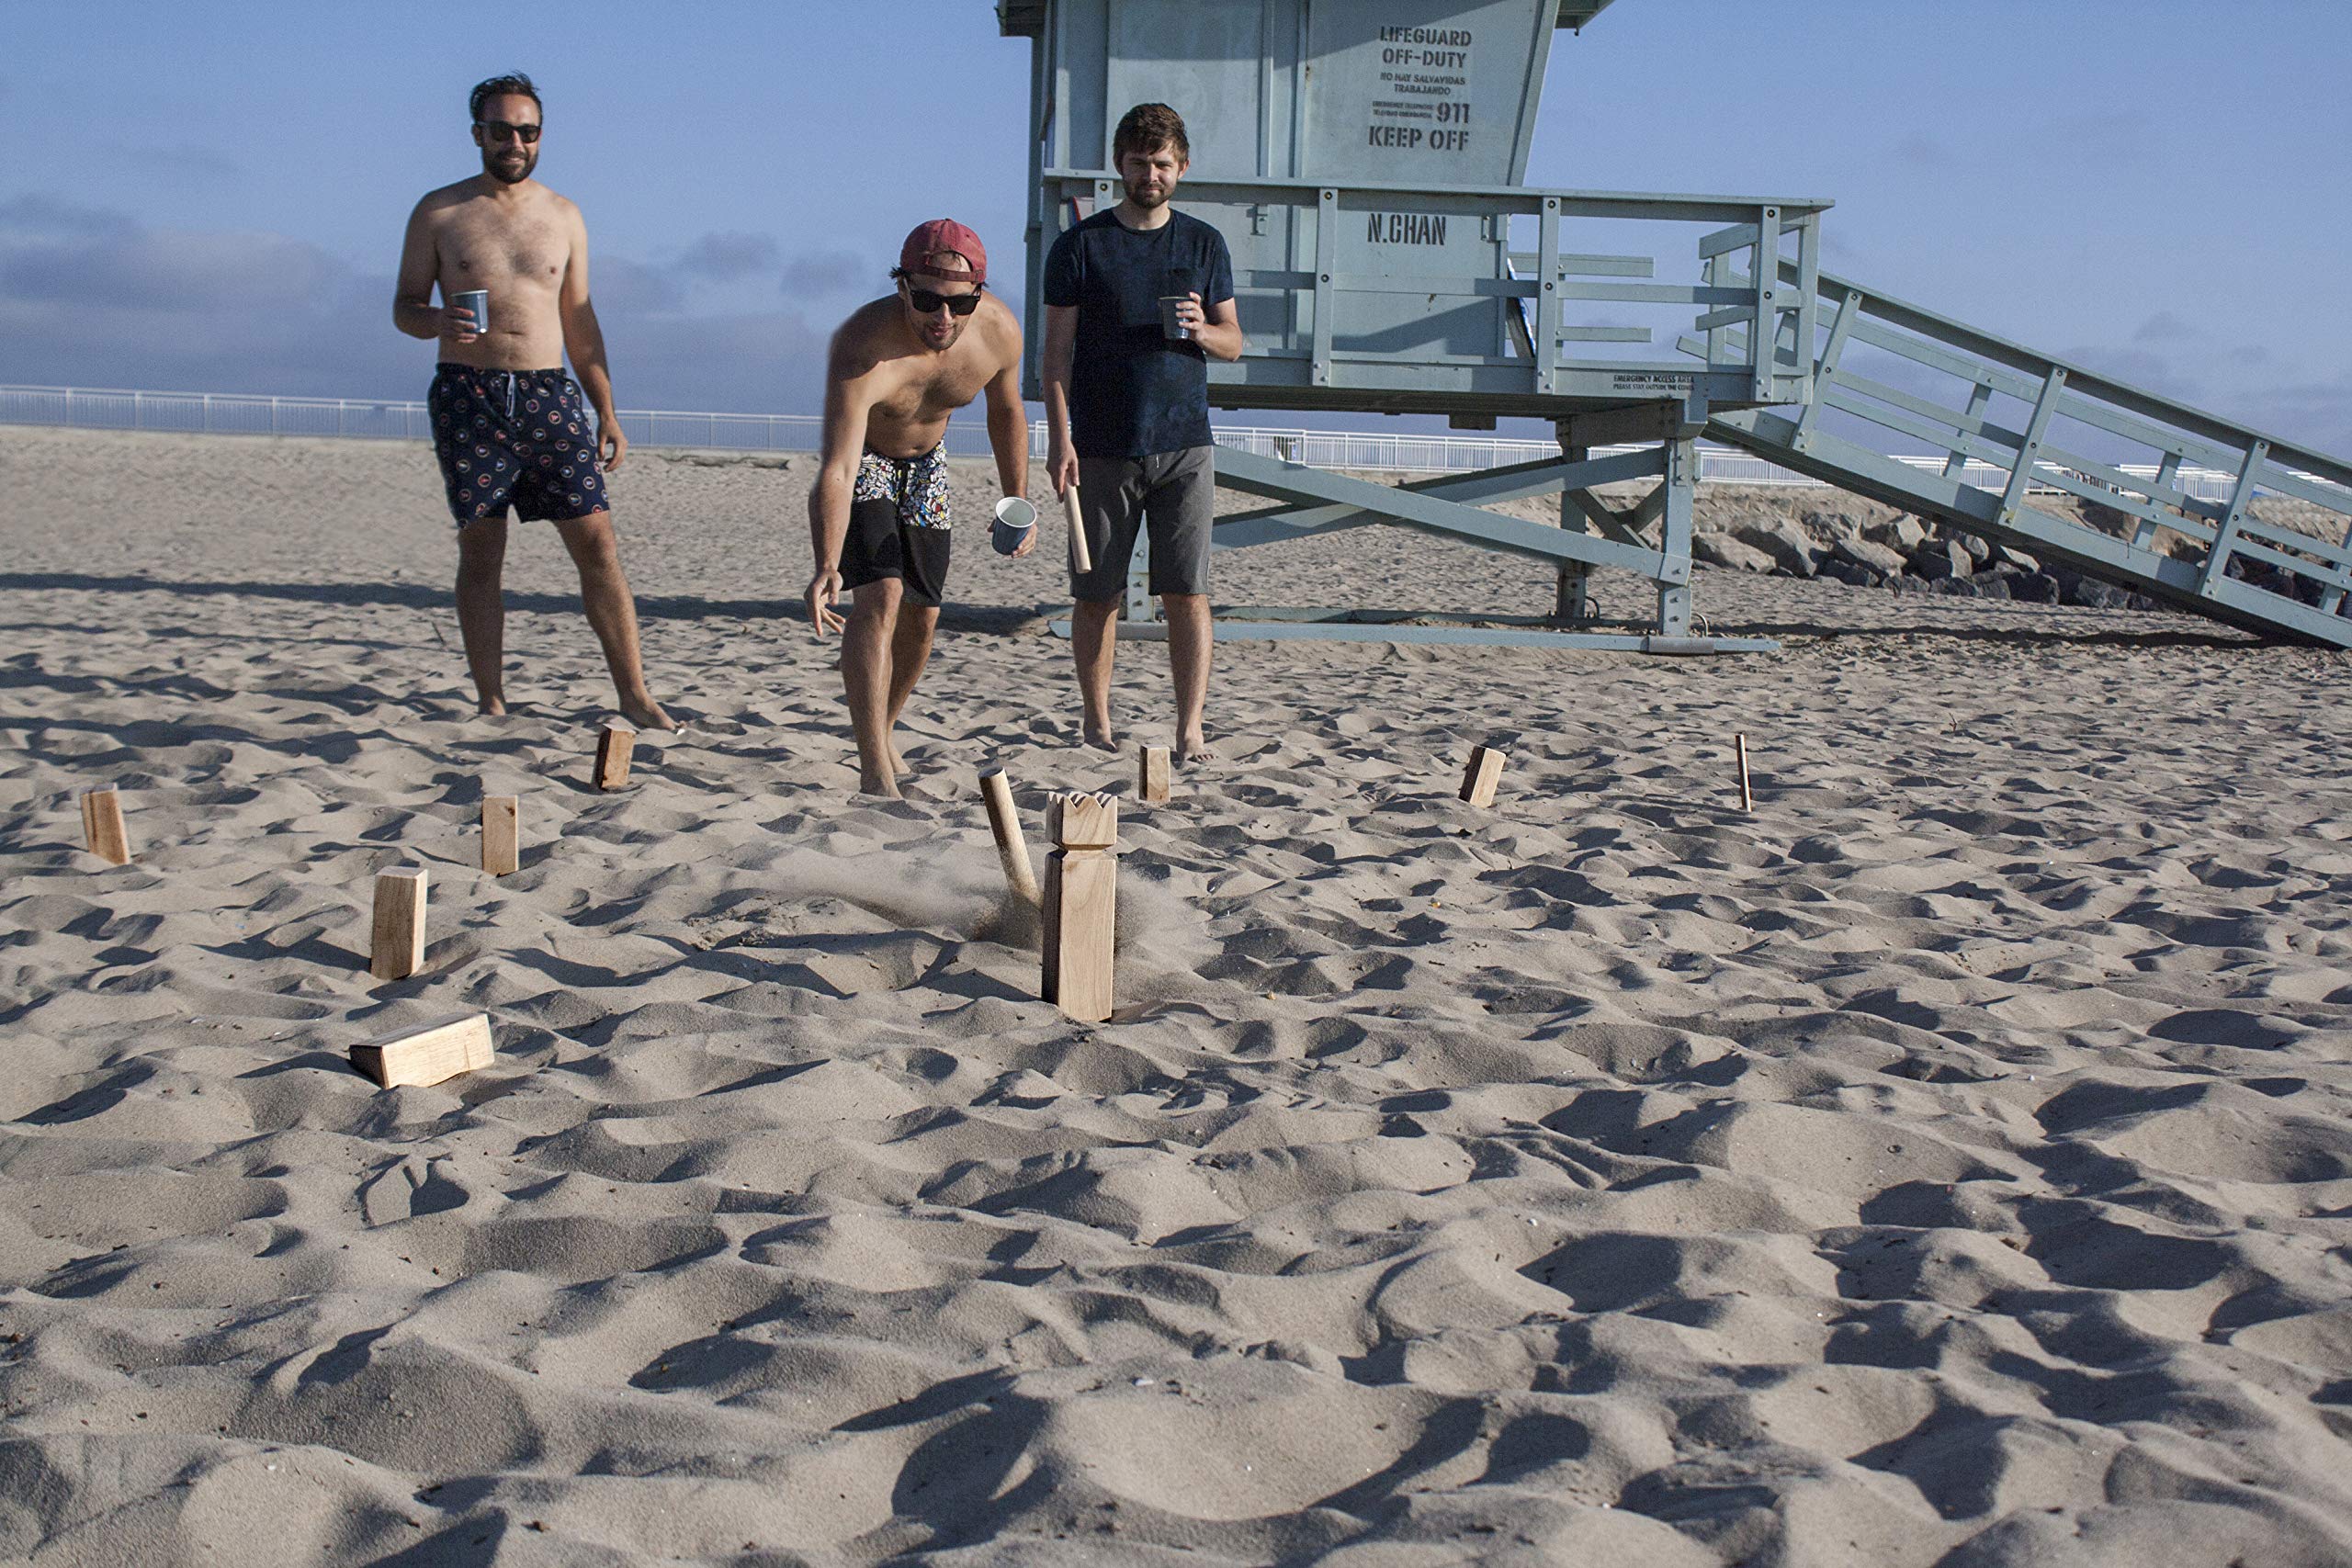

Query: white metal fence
[[0, 382, 2243, 500]]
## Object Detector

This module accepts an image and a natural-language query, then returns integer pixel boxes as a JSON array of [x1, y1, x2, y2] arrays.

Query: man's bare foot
[[1082, 719, 1119, 752], [1175, 732, 1219, 765], [888, 741, 913, 779], [477, 696, 509, 717], [622, 698, 679, 732], [858, 766, 905, 800]]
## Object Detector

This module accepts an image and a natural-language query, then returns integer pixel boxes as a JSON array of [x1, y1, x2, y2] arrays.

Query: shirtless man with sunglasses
[[805, 220, 1029, 798], [394, 72, 673, 729]]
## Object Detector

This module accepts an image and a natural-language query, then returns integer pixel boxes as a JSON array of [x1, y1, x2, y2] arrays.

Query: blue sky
[[4, 0, 2347, 455]]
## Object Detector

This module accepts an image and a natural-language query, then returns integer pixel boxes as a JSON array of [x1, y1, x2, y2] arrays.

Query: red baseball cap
[[899, 219, 987, 285]]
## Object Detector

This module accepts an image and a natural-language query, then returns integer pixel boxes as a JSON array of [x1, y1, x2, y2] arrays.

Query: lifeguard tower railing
[[1035, 171, 1826, 420]]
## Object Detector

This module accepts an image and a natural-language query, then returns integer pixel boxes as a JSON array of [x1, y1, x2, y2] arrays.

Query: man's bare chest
[[874, 360, 992, 424], [438, 212, 567, 288]]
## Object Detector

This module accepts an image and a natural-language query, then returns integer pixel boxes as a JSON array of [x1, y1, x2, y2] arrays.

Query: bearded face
[[1115, 142, 1187, 209], [482, 141, 537, 184], [473, 93, 540, 186]]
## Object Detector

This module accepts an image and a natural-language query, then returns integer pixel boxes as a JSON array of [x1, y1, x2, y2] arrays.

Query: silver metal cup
[[451, 289, 490, 337], [991, 495, 1039, 556], [1158, 296, 1193, 341]]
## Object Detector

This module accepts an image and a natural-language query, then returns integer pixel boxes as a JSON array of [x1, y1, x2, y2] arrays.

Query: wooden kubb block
[[1041, 793, 1118, 1022], [369, 866, 427, 981], [80, 786, 131, 865], [1137, 745, 1171, 805], [1460, 745, 1507, 808], [481, 795, 520, 875], [350, 1012, 494, 1089], [594, 720, 637, 791]]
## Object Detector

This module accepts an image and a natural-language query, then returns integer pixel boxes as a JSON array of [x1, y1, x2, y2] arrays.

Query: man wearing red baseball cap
[[804, 219, 1030, 797]]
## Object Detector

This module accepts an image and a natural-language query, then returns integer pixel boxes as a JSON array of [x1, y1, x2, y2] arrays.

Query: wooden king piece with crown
[[1040, 792, 1118, 1022]]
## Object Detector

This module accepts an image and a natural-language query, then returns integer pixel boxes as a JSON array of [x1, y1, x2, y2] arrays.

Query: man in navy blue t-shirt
[[1042, 102, 1241, 763]]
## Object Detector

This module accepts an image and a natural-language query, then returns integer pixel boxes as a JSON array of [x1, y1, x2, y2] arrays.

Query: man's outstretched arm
[[984, 345, 1031, 502], [806, 338, 874, 637], [982, 337, 1036, 558]]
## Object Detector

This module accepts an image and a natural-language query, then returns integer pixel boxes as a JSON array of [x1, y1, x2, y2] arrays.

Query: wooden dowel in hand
[[1062, 483, 1093, 576], [1736, 732, 1754, 813], [978, 767, 1041, 908]]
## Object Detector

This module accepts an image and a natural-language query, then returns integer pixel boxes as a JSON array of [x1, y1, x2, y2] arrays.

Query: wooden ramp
[[1692, 266, 2352, 649]]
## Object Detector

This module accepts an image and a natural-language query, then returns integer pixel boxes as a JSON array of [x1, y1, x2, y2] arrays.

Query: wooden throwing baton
[[1062, 481, 1093, 576]]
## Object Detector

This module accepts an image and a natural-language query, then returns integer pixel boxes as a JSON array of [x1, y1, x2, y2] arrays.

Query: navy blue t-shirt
[[1043, 208, 1235, 459]]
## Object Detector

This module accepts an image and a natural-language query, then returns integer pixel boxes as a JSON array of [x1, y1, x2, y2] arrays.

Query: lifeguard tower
[[996, 0, 2352, 652]]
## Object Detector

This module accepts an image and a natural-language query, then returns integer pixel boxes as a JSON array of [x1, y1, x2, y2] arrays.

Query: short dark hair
[[469, 73, 542, 124], [1113, 102, 1189, 164]]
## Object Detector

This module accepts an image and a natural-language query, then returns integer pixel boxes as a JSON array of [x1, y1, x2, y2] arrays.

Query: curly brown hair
[[1113, 102, 1190, 164]]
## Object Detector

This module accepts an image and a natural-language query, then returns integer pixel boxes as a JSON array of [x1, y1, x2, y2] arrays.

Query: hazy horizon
[[5, 1, 2346, 455]]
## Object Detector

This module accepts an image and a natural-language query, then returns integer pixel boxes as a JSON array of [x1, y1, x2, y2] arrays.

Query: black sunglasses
[[477, 119, 542, 144], [904, 283, 984, 316]]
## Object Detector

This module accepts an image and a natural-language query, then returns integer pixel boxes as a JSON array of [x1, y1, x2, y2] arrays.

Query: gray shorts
[[1072, 446, 1216, 601]]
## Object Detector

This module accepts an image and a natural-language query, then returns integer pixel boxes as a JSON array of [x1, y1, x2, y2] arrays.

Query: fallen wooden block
[[369, 866, 427, 981], [1042, 792, 1118, 1022], [594, 720, 637, 791], [978, 767, 1041, 907], [1137, 745, 1170, 805], [481, 794, 520, 875], [1460, 745, 1507, 808], [1736, 732, 1754, 813], [349, 1012, 493, 1089], [80, 785, 131, 865]]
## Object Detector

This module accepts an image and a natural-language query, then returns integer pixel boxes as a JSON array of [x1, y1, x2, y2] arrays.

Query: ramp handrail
[[1690, 259, 2352, 637]]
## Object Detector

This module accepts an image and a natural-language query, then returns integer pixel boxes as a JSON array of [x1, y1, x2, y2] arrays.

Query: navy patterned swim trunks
[[428, 364, 609, 527]]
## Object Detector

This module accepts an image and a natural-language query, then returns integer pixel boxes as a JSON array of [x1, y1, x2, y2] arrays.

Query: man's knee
[[456, 518, 507, 579], [894, 606, 940, 655], [848, 579, 903, 626], [555, 511, 621, 571]]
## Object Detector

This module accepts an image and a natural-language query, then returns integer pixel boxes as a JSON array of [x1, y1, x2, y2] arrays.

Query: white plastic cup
[[991, 495, 1038, 555], [451, 289, 489, 337]]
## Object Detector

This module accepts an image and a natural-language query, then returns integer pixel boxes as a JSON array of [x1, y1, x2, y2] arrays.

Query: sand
[[3, 423, 2351, 1565]]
